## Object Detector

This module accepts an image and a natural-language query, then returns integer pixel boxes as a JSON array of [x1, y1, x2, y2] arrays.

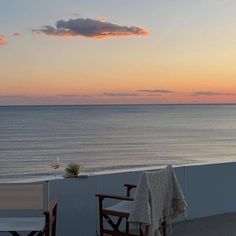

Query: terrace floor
[[172, 212, 236, 236]]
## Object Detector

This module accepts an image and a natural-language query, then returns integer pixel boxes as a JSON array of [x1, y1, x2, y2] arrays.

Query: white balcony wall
[[1, 162, 236, 236], [47, 162, 236, 236]]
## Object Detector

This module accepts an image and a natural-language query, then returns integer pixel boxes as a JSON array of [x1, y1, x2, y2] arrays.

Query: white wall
[[184, 162, 236, 218], [47, 162, 236, 235]]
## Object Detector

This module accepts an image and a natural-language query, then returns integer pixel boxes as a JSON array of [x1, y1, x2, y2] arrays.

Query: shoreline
[[1, 160, 236, 183]]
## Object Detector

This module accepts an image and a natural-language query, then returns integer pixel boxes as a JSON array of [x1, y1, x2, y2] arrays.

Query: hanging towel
[[128, 165, 187, 236]]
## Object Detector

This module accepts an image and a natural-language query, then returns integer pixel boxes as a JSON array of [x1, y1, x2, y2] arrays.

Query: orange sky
[[0, 0, 235, 105]]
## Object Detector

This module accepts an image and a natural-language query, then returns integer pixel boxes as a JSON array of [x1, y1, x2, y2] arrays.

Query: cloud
[[0, 35, 7, 45], [138, 89, 174, 94], [58, 94, 80, 98], [58, 94, 93, 98], [13, 32, 21, 37], [0, 95, 56, 100], [81, 94, 92, 98], [103, 92, 138, 97], [0, 95, 27, 99], [192, 91, 235, 96], [32, 18, 149, 39], [145, 94, 162, 97], [97, 16, 107, 22]]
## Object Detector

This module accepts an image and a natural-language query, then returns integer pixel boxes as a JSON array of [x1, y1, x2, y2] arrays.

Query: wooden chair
[[49, 201, 58, 236], [96, 184, 167, 236], [0, 182, 58, 236]]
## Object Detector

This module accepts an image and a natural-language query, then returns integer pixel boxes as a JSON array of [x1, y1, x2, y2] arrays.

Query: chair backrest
[[0, 182, 49, 212]]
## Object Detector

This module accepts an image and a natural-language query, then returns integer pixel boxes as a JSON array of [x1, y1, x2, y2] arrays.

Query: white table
[[0, 217, 45, 236]]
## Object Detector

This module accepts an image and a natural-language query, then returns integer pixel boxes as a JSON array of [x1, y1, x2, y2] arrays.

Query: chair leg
[[98, 196, 104, 236], [139, 224, 143, 236], [126, 218, 129, 234], [44, 211, 50, 236], [163, 221, 167, 236], [51, 203, 58, 236]]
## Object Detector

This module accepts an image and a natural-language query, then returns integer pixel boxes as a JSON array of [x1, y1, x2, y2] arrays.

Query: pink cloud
[[33, 18, 149, 39], [0, 35, 7, 45], [192, 91, 235, 96]]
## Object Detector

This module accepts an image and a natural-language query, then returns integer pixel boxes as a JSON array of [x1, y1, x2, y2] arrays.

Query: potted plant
[[64, 163, 80, 177]]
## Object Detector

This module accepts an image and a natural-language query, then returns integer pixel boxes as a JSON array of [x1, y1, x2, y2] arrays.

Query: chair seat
[[105, 200, 133, 214], [0, 217, 45, 232]]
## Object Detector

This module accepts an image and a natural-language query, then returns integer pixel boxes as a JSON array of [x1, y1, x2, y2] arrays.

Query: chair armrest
[[96, 194, 134, 201], [49, 201, 58, 214], [43, 201, 58, 233], [124, 184, 137, 188], [124, 184, 137, 197]]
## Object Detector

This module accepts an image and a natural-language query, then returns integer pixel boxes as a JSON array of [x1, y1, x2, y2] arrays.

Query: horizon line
[[1, 102, 236, 107]]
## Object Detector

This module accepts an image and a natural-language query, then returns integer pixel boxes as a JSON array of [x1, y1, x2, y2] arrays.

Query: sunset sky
[[0, 0, 236, 105]]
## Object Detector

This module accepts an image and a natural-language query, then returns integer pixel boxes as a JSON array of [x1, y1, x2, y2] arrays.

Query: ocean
[[0, 104, 236, 178]]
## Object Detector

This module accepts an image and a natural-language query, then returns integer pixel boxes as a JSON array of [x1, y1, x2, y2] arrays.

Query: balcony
[[1, 162, 236, 236]]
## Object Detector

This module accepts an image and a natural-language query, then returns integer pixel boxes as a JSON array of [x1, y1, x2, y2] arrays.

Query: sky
[[0, 0, 236, 105]]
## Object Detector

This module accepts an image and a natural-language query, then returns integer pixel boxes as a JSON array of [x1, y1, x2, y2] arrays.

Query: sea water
[[0, 104, 236, 178]]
